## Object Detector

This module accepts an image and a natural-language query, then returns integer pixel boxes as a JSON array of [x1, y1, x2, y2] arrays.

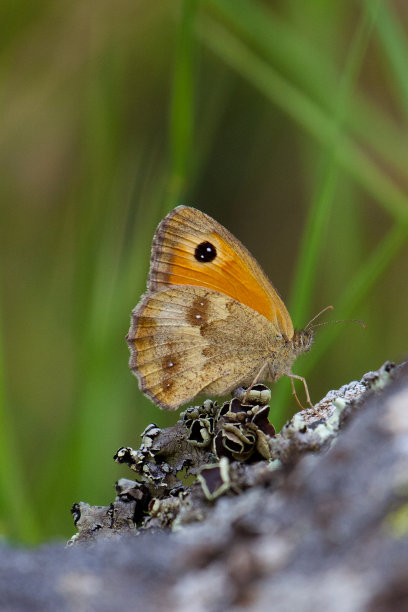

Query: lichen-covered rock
[[95, 386, 281, 533], [71, 361, 399, 541]]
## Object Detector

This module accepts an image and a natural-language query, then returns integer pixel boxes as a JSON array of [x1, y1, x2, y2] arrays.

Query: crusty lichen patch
[[70, 362, 398, 544]]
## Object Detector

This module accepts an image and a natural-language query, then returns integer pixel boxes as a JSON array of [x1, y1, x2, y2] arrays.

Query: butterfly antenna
[[304, 305, 334, 330], [310, 318, 366, 330]]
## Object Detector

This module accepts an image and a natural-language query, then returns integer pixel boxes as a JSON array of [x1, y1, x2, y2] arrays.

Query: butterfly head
[[292, 328, 315, 356]]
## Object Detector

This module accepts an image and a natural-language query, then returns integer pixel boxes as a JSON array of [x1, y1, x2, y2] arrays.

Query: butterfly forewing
[[148, 206, 294, 338]]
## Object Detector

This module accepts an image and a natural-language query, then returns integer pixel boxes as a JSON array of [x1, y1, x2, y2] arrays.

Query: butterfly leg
[[241, 363, 269, 404], [289, 374, 314, 411]]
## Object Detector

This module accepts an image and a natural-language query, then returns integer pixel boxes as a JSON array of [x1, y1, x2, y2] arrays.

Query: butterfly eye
[[194, 241, 217, 263]]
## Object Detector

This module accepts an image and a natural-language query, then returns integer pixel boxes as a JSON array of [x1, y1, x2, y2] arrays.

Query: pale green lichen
[[384, 503, 408, 538], [267, 458, 282, 471], [313, 401, 347, 441], [288, 413, 307, 436]]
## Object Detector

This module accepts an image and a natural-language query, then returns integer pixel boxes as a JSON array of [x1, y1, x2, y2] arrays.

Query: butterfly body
[[127, 206, 314, 410]]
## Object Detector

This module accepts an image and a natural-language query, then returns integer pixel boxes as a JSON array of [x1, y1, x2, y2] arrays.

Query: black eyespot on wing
[[194, 241, 217, 263]]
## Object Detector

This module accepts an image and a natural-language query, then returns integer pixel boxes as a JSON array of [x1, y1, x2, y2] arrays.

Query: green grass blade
[[301, 223, 408, 377], [167, 0, 198, 209], [365, 0, 408, 109], [205, 0, 408, 181], [271, 4, 379, 418], [0, 295, 40, 542], [269, 222, 407, 430], [289, 2, 378, 324], [198, 16, 408, 227]]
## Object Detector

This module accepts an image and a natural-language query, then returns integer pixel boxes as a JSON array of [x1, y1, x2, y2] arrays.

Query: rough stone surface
[[1, 361, 408, 612]]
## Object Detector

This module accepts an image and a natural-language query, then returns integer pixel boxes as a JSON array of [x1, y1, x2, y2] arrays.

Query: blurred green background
[[1, 0, 407, 543]]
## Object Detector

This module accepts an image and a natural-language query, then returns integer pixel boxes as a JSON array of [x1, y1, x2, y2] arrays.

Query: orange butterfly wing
[[147, 206, 294, 339]]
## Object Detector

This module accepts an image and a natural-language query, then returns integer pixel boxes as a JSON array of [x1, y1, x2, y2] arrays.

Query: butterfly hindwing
[[128, 285, 276, 409]]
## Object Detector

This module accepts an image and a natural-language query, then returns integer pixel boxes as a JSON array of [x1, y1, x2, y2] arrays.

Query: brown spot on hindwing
[[162, 379, 174, 393], [186, 294, 210, 327], [161, 352, 180, 375]]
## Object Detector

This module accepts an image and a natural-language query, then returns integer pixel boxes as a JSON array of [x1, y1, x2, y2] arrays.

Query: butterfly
[[127, 206, 317, 411]]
